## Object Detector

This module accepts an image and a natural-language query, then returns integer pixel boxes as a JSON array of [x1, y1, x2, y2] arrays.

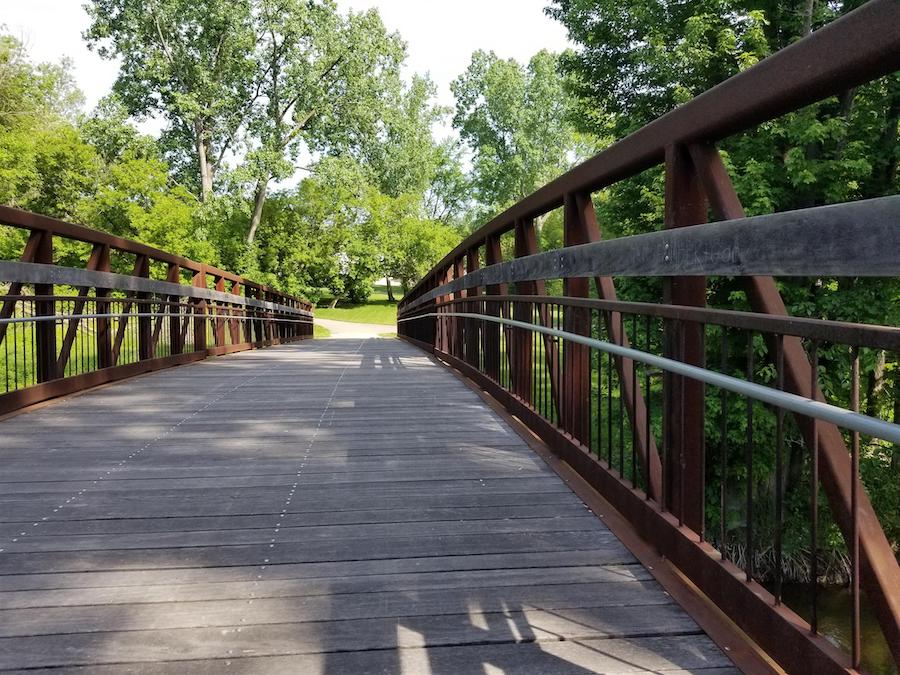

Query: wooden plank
[[1, 564, 651, 609], [0, 604, 703, 668], [9, 635, 736, 674], [5, 516, 608, 553], [0, 581, 677, 637]]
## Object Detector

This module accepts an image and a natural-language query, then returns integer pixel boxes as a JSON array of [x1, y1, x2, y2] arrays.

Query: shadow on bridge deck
[[0, 338, 736, 674]]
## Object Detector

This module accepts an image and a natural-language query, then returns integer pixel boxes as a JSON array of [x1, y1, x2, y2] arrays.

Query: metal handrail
[[400, 310, 900, 444]]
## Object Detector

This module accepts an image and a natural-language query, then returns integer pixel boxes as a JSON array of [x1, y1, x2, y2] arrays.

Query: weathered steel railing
[[0, 206, 312, 416], [398, 2, 900, 672]]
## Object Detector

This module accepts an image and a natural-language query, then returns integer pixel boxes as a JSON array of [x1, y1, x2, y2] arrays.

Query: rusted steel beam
[[94, 245, 113, 369], [511, 220, 535, 403], [562, 194, 592, 444], [663, 144, 707, 532], [400, 0, 900, 305], [0, 230, 45, 348], [482, 235, 504, 382], [192, 267, 208, 353], [135, 255, 153, 360], [452, 258, 465, 359], [33, 231, 56, 383], [56, 244, 108, 374], [229, 280, 242, 346], [689, 141, 900, 663], [513, 219, 562, 418], [213, 276, 226, 347], [464, 247, 480, 367], [166, 264, 182, 356]]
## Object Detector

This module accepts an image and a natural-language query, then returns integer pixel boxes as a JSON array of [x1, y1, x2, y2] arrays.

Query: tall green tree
[[84, 0, 406, 245], [84, 0, 257, 202], [451, 49, 588, 219], [245, 1, 405, 244]]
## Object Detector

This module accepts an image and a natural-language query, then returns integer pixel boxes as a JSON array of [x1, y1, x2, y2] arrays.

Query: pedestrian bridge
[[2, 3, 900, 672]]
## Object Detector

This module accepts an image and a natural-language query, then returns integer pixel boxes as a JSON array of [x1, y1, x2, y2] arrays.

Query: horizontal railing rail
[[399, 310, 900, 443], [398, 2, 900, 672], [402, 197, 900, 313], [0, 261, 313, 316], [0, 207, 313, 415]]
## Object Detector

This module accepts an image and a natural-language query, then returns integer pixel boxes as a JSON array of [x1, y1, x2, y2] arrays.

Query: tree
[[451, 49, 587, 219], [85, 0, 406, 246], [547, 0, 769, 136], [76, 99, 211, 263], [84, 0, 257, 202], [0, 35, 95, 225], [245, 1, 405, 244]]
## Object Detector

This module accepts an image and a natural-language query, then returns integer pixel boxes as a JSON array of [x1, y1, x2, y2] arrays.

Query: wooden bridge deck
[[0, 337, 736, 674]]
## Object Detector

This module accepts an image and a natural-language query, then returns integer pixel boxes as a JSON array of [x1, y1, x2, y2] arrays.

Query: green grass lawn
[[313, 323, 331, 338], [314, 285, 401, 326]]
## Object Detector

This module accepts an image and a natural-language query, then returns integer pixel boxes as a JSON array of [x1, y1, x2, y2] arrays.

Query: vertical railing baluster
[[645, 314, 652, 500], [607, 312, 613, 467], [774, 335, 785, 604], [631, 314, 638, 487], [809, 340, 819, 635], [618, 312, 625, 476], [850, 346, 861, 670], [745, 332, 755, 582], [719, 326, 728, 556]]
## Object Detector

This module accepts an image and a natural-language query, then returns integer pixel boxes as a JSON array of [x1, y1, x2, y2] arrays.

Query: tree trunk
[[802, 0, 816, 37], [194, 120, 214, 202], [865, 350, 886, 417], [247, 177, 269, 245], [385, 276, 395, 302]]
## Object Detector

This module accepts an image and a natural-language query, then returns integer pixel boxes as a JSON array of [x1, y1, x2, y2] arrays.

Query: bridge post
[[227, 279, 239, 346], [33, 230, 57, 383], [192, 267, 208, 353], [663, 144, 708, 533], [166, 264, 183, 356], [483, 235, 504, 383], [562, 193, 592, 444], [464, 247, 480, 368], [93, 245, 114, 369], [512, 219, 538, 404], [213, 276, 226, 348], [134, 255, 153, 361], [452, 257, 465, 359]]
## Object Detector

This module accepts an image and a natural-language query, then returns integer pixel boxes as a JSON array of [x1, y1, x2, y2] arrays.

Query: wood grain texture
[[0, 338, 732, 673]]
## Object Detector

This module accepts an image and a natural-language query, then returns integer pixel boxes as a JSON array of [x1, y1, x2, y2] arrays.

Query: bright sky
[[3, 0, 571, 136]]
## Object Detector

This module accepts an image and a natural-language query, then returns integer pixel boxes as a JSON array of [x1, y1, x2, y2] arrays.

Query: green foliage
[[0, 20, 460, 315], [451, 50, 590, 220]]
